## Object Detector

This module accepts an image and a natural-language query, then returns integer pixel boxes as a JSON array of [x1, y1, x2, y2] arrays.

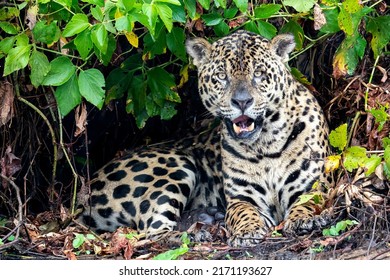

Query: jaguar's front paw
[[283, 209, 332, 236], [225, 201, 269, 247], [228, 227, 268, 247]]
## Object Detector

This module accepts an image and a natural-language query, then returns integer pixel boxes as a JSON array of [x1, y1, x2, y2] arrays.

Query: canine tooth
[[233, 123, 241, 134], [248, 122, 255, 132]]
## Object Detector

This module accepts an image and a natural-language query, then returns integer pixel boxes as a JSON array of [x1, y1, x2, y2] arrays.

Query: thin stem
[[364, 55, 380, 111], [13, 74, 57, 187], [57, 106, 79, 215]]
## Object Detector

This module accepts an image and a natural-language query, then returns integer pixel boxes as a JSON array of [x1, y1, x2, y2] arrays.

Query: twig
[[0, 174, 23, 251], [12, 74, 58, 188], [364, 55, 380, 111], [56, 106, 79, 215]]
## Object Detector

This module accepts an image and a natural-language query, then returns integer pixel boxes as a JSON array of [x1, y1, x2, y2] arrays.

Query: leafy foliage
[[322, 220, 358, 236], [152, 232, 190, 260], [1, 0, 388, 128]]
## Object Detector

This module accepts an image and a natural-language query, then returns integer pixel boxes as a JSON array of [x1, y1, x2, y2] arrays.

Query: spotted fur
[[78, 31, 332, 247]]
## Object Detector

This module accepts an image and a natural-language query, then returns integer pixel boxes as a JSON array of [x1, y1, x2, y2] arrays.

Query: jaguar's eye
[[216, 72, 227, 80], [254, 71, 263, 78]]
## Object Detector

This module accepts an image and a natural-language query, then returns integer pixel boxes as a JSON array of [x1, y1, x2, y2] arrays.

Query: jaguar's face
[[186, 30, 296, 141]]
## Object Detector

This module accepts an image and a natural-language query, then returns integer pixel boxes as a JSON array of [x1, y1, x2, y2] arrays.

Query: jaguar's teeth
[[248, 122, 255, 132], [233, 123, 241, 134]]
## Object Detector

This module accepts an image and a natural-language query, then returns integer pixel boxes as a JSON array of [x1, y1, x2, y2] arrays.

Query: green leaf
[[166, 27, 187, 61], [117, 0, 136, 12], [0, 36, 16, 56], [54, 0, 72, 7], [72, 233, 85, 249], [369, 106, 389, 132], [338, 7, 353, 36], [74, 29, 93, 60], [384, 146, 390, 175], [198, 0, 210, 10], [364, 155, 381, 176], [155, 3, 173, 32], [153, 246, 189, 260], [143, 25, 166, 59], [16, 33, 29, 46], [320, 6, 340, 34], [156, 0, 181, 5], [42, 56, 76, 86], [115, 15, 132, 32], [183, 0, 196, 19], [344, 146, 367, 172], [214, 21, 230, 37], [62, 13, 90, 37], [127, 75, 148, 128], [322, 220, 358, 236], [55, 73, 82, 117], [224, 7, 238, 19], [91, 5, 104, 21], [256, 20, 277, 39], [383, 137, 390, 149], [280, 20, 304, 50], [232, 0, 248, 12], [0, 6, 20, 20], [214, 0, 227, 9], [81, 0, 104, 7], [290, 67, 311, 85], [202, 13, 223, 26], [91, 24, 108, 54], [161, 101, 178, 120], [283, 0, 315, 13], [3, 45, 32, 76], [32, 20, 61, 44], [366, 16, 390, 59], [329, 123, 347, 151], [142, 3, 158, 35], [333, 33, 367, 76], [343, 0, 362, 14], [78, 69, 106, 109], [169, 3, 186, 23], [29, 50, 51, 87], [94, 33, 116, 66], [0, 22, 18, 35], [254, 4, 281, 19]]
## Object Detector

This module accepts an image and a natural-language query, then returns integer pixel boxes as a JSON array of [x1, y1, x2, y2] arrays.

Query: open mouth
[[232, 115, 255, 135], [225, 115, 263, 139]]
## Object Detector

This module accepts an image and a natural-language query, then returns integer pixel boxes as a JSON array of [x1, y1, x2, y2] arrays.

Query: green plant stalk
[[364, 55, 380, 111], [348, 111, 361, 147], [13, 74, 58, 189]]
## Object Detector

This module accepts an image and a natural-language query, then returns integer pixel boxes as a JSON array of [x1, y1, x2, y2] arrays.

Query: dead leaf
[[0, 146, 22, 183], [64, 249, 78, 260], [74, 103, 87, 137], [26, 5, 38, 30], [0, 81, 15, 127], [376, 65, 388, 83], [313, 4, 327, 30]]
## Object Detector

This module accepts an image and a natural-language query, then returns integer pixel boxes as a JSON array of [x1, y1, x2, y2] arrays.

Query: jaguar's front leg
[[283, 192, 332, 236], [225, 200, 269, 247]]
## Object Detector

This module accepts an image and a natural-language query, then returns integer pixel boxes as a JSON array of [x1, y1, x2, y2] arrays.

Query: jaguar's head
[[186, 30, 296, 141]]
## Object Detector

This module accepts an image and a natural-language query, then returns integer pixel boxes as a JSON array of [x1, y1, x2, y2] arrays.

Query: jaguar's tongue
[[232, 115, 255, 135]]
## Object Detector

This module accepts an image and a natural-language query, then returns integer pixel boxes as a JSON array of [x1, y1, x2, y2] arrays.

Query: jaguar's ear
[[270, 34, 296, 63], [185, 37, 212, 67]]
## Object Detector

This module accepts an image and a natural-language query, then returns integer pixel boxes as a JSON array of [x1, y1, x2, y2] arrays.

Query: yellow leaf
[[125, 31, 139, 48], [325, 155, 341, 173], [332, 48, 348, 79], [178, 64, 189, 88], [142, 52, 150, 61], [115, 8, 123, 19]]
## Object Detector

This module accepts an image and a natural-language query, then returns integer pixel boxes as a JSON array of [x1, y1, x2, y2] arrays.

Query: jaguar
[[78, 30, 332, 247]]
